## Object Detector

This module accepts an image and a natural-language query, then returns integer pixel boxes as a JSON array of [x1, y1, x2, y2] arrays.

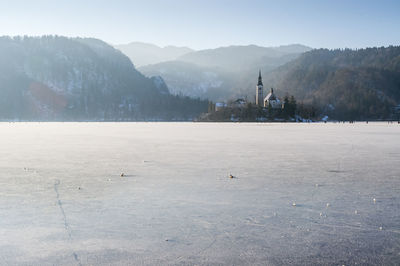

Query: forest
[[261, 46, 400, 120]]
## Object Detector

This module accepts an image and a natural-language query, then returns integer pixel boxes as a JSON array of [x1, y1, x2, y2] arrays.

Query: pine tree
[[267, 103, 273, 120], [289, 96, 297, 117], [283, 95, 290, 118]]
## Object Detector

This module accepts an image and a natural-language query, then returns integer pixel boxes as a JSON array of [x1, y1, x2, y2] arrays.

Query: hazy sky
[[1, 0, 399, 49]]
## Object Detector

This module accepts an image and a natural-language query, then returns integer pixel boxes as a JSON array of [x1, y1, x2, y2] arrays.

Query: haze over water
[[0, 122, 399, 265]]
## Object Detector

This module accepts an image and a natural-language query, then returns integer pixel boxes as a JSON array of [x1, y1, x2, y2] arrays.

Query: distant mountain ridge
[[114, 42, 193, 67], [137, 44, 312, 100], [177, 44, 311, 71], [0, 36, 207, 120]]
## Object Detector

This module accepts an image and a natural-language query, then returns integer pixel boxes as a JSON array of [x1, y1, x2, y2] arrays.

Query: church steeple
[[258, 70, 263, 86], [256, 70, 263, 106]]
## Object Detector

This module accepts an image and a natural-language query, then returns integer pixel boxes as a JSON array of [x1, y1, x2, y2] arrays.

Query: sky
[[0, 0, 399, 50]]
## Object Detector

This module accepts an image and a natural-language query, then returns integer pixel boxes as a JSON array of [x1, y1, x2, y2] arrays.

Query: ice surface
[[0, 122, 399, 265]]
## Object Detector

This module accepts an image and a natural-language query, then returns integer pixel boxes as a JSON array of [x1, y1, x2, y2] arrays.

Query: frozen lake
[[0, 122, 399, 265]]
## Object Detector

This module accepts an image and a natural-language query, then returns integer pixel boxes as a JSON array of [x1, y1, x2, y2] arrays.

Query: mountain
[[177, 44, 311, 72], [114, 42, 193, 67], [139, 61, 234, 100], [0, 36, 207, 121], [138, 44, 312, 101], [259, 47, 400, 120], [272, 44, 314, 54]]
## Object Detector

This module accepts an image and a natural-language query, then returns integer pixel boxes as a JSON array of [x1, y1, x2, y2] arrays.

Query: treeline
[[199, 95, 318, 122]]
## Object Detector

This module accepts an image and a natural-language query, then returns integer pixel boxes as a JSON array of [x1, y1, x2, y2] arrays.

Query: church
[[256, 70, 282, 109]]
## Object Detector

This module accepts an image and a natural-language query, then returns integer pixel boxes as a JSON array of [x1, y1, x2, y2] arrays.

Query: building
[[255, 71, 282, 109], [256, 70, 263, 106], [215, 102, 227, 111], [264, 88, 282, 109], [231, 98, 247, 108]]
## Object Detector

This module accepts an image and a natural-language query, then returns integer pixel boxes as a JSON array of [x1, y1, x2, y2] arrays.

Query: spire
[[271, 87, 274, 93], [258, 70, 263, 86]]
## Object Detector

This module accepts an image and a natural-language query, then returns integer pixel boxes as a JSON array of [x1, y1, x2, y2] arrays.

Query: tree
[[289, 96, 297, 117], [267, 103, 273, 120], [208, 101, 215, 113], [282, 95, 290, 119], [282, 95, 297, 119]]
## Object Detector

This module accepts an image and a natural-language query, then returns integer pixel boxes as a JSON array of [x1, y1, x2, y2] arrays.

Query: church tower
[[256, 70, 263, 106]]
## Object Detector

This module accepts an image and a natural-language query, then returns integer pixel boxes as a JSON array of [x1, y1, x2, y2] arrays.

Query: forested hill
[[0, 36, 207, 121], [262, 46, 400, 120]]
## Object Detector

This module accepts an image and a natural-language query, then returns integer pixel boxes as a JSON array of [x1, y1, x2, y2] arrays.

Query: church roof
[[265, 93, 276, 101], [264, 88, 278, 102]]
